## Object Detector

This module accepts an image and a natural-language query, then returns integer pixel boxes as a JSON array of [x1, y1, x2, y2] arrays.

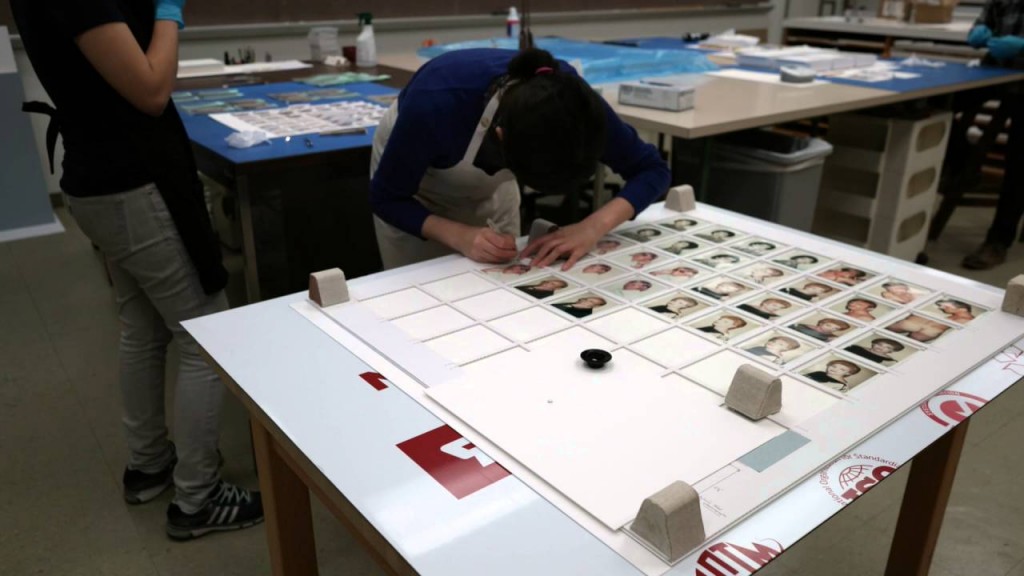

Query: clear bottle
[[506, 7, 521, 39]]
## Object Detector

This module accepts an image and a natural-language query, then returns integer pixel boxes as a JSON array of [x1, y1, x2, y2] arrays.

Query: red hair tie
[[535, 66, 554, 75]]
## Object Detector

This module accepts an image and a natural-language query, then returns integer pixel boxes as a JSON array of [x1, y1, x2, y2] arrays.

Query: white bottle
[[356, 12, 377, 68], [506, 7, 521, 39]]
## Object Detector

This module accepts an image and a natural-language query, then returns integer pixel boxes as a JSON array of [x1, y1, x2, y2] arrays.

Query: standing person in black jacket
[[10, 0, 263, 539], [955, 0, 1024, 269]]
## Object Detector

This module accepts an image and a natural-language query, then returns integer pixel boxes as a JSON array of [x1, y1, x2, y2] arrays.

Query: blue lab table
[[176, 65, 408, 302]]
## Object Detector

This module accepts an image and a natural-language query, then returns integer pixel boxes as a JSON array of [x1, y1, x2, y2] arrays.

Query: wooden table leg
[[885, 421, 969, 576], [251, 418, 319, 576]]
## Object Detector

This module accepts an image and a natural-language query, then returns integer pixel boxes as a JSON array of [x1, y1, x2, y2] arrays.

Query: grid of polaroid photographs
[[228, 99, 387, 137], [357, 215, 990, 402]]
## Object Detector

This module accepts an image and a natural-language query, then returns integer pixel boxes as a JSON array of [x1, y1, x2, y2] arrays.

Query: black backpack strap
[[21, 101, 61, 174]]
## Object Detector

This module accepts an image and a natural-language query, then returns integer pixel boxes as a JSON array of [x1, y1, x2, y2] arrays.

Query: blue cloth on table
[[416, 37, 716, 85]]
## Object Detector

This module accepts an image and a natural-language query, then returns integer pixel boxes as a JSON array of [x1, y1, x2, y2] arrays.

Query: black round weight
[[580, 349, 612, 369]]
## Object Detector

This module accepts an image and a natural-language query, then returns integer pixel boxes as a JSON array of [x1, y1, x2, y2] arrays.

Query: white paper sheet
[[427, 327, 786, 530], [708, 68, 829, 87], [176, 59, 311, 79]]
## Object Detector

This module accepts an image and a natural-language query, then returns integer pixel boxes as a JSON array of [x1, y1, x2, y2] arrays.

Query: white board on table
[[427, 326, 786, 530]]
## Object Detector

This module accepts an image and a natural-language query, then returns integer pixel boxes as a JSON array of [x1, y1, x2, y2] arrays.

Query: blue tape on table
[[178, 81, 399, 165], [824, 60, 1022, 93]]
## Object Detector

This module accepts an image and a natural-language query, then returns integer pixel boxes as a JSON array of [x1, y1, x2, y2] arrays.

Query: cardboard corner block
[[529, 218, 559, 244], [665, 185, 696, 212], [1002, 274, 1024, 317], [309, 268, 349, 307], [725, 364, 782, 421], [631, 480, 705, 562]]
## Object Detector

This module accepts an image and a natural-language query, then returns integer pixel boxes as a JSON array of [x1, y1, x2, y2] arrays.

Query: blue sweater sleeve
[[598, 100, 671, 215], [369, 98, 438, 238]]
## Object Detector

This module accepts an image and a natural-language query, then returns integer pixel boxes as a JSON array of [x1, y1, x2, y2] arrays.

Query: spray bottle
[[506, 7, 521, 39], [355, 12, 377, 68]]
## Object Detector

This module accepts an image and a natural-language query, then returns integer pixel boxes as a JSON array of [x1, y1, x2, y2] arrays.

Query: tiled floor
[[1, 205, 1022, 575]]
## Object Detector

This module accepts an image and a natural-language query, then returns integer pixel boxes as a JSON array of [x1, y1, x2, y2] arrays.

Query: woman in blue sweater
[[370, 48, 670, 270]]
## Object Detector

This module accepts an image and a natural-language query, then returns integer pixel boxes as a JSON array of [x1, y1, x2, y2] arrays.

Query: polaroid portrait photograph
[[692, 277, 753, 301], [601, 276, 668, 302], [643, 292, 710, 320], [778, 278, 843, 303], [917, 296, 988, 326], [591, 235, 635, 256], [513, 276, 577, 300], [736, 294, 806, 321], [688, 311, 760, 342], [563, 261, 628, 284], [656, 216, 704, 232], [735, 263, 792, 286], [618, 226, 665, 243], [692, 250, 748, 270], [648, 263, 707, 285], [844, 332, 920, 366], [787, 312, 857, 343], [741, 330, 819, 366], [771, 249, 829, 271], [866, 280, 933, 306], [657, 238, 704, 256], [828, 295, 896, 323], [799, 354, 879, 393], [549, 292, 617, 319], [611, 249, 663, 270], [815, 263, 877, 287], [732, 237, 785, 257], [694, 227, 742, 244], [883, 313, 954, 343], [480, 261, 540, 282]]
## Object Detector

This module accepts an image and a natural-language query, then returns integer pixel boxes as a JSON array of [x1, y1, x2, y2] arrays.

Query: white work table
[[378, 51, 1024, 140], [186, 205, 1024, 576]]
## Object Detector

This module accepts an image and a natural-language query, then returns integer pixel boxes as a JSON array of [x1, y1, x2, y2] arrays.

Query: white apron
[[370, 94, 521, 269]]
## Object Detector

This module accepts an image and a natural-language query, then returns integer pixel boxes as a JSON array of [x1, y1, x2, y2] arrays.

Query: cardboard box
[[912, 0, 958, 24], [618, 83, 695, 112]]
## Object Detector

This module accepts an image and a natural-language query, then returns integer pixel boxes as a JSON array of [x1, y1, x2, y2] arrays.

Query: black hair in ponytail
[[496, 48, 607, 193]]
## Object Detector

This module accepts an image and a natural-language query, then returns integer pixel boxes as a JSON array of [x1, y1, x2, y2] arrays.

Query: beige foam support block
[[631, 480, 705, 562], [665, 185, 696, 212], [529, 218, 559, 244], [1001, 274, 1024, 317], [309, 268, 349, 307], [725, 364, 782, 421]]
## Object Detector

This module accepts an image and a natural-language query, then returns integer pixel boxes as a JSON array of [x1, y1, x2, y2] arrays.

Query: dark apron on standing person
[[23, 101, 228, 295]]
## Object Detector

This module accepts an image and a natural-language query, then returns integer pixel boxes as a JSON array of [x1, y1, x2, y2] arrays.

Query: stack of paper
[[178, 59, 225, 78], [738, 46, 877, 71]]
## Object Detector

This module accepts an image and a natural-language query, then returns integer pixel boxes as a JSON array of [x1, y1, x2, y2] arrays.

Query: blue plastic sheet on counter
[[416, 37, 717, 84]]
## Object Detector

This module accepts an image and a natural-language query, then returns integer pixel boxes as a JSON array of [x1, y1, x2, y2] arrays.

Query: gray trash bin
[[705, 137, 833, 231]]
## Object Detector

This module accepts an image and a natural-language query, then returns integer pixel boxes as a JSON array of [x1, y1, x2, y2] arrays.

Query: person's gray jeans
[[69, 183, 226, 513]]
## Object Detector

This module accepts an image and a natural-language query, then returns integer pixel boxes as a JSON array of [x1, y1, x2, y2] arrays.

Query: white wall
[[13, 5, 780, 195]]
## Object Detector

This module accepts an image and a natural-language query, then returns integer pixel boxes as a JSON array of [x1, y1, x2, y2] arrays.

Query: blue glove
[[988, 35, 1024, 62], [155, 0, 186, 29], [967, 25, 992, 49]]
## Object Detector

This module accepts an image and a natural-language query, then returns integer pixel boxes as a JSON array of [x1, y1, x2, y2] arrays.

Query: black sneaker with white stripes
[[165, 482, 264, 541]]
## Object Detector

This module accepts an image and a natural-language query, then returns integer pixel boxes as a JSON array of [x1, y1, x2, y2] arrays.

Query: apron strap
[[21, 101, 61, 174]]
